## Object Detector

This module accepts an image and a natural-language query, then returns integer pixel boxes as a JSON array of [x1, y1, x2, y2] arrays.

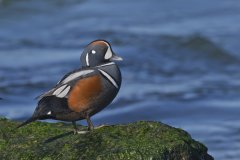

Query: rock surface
[[0, 118, 213, 160]]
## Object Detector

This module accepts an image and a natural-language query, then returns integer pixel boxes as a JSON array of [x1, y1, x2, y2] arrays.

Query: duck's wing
[[36, 68, 97, 100]]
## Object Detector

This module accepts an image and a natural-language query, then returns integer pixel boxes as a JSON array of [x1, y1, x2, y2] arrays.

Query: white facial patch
[[92, 50, 96, 54], [47, 111, 52, 115], [104, 47, 113, 60]]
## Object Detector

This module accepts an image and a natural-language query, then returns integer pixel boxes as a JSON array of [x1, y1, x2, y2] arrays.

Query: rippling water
[[1, 0, 240, 159]]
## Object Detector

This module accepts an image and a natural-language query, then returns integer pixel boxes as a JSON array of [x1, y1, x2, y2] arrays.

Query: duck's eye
[[92, 50, 96, 54]]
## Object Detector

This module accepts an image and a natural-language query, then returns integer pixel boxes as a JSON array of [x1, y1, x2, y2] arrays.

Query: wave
[[176, 35, 238, 64]]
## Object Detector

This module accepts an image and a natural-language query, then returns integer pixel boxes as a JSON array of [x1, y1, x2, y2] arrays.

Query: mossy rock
[[0, 118, 213, 160]]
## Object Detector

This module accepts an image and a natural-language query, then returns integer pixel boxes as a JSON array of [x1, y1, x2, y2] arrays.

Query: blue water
[[1, 0, 240, 159]]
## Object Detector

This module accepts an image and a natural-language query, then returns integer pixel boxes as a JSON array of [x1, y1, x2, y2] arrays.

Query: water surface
[[0, 0, 240, 159]]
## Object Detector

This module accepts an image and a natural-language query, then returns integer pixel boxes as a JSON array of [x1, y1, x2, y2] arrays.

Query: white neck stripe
[[97, 62, 115, 68], [98, 69, 118, 89]]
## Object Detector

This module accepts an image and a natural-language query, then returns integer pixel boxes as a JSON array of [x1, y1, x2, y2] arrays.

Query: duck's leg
[[72, 121, 88, 134], [72, 121, 79, 134], [86, 115, 94, 131]]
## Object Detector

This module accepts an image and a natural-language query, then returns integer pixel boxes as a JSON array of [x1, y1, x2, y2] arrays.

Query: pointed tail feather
[[17, 117, 37, 129]]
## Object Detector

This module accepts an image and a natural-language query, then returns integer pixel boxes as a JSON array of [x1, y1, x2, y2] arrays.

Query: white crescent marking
[[86, 52, 89, 66]]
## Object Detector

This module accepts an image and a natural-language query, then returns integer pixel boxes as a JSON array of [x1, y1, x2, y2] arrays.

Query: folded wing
[[36, 69, 96, 100]]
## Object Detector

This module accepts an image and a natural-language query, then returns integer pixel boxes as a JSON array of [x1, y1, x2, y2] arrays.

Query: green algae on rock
[[0, 118, 213, 160]]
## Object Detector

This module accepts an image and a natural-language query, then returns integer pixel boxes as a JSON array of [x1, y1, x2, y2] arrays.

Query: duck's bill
[[110, 54, 123, 61]]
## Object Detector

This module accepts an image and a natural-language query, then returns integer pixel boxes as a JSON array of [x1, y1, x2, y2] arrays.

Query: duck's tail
[[17, 117, 37, 129]]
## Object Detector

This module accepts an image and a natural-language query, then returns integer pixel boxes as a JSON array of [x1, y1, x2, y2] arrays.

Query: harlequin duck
[[18, 40, 122, 133]]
